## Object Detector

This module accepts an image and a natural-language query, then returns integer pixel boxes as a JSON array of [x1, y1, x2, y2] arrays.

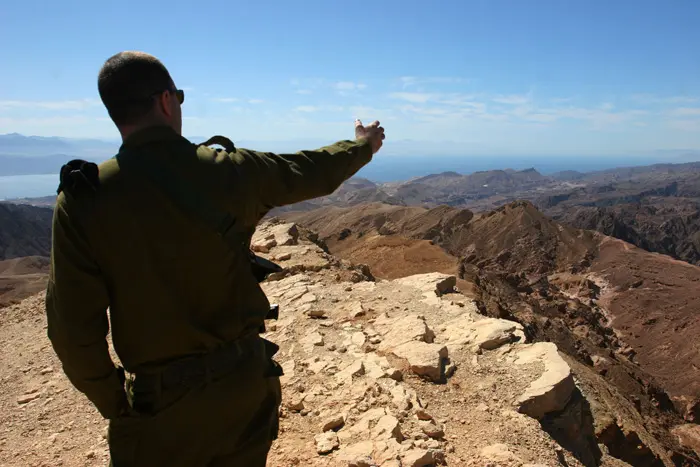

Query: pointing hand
[[355, 119, 385, 154]]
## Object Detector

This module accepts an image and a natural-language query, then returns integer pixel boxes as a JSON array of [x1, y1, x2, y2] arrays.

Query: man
[[45, 51, 384, 466]]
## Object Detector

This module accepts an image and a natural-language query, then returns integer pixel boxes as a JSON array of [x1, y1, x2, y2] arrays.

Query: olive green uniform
[[45, 125, 374, 466]]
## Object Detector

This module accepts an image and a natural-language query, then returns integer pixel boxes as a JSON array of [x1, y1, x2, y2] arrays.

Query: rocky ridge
[[252, 221, 674, 466], [0, 219, 686, 466]]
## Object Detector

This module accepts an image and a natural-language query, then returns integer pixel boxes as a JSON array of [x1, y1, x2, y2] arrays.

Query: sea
[[0, 174, 60, 201], [0, 154, 688, 201]]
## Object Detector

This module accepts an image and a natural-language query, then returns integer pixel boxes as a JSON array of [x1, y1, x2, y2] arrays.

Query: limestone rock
[[307, 309, 325, 319], [401, 447, 444, 467], [338, 408, 386, 444], [321, 413, 347, 432], [352, 331, 367, 347], [671, 424, 700, 457], [349, 301, 366, 318], [303, 331, 325, 347], [338, 440, 375, 466], [17, 393, 41, 404], [287, 394, 305, 412], [376, 315, 435, 352], [266, 222, 299, 246], [370, 414, 403, 441], [362, 353, 401, 381], [390, 341, 448, 382], [251, 238, 276, 253], [480, 443, 520, 463], [336, 360, 365, 384], [441, 315, 524, 351], [315, 431, 339, 454], [420, 421, 444, 439], [372, 439, 403, 465], [395, 272, 456, 299], [279, 360, 296, 386], [515, 342, 575, 419]]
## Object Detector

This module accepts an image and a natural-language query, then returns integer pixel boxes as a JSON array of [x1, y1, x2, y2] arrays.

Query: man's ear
[[159, 91, 173, 118]]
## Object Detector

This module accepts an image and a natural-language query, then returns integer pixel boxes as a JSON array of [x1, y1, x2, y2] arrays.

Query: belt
[[131, 333, 271, 394]]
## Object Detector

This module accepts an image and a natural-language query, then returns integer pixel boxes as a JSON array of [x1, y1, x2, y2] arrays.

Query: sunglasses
[[149, 87, 184, 104]]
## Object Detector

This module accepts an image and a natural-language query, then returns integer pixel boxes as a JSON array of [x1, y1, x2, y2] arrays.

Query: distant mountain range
[[4, 132, 700, 180]]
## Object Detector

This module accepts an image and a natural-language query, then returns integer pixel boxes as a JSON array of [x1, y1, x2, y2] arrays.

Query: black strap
[[199, 135, 236, 153]]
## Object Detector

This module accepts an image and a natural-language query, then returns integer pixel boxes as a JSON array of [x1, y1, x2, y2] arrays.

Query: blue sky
[[1, 0, 700, 156]]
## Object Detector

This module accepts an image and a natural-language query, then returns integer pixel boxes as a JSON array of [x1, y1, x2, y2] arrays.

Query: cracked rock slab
[[515, 342, 575, 419], [441, 315, 525, 351], [390, 342, 448, 382]]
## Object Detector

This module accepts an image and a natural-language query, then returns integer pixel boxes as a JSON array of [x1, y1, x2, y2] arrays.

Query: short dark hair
[[97, 51, 174, 125]]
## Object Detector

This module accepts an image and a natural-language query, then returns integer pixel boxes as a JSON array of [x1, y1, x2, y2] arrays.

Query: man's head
[[97, 51, 183, 138]]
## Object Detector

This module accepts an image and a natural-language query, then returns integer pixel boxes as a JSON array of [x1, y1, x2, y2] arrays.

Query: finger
[[355, 119, 363, 128], [368, 120, 380, 128]]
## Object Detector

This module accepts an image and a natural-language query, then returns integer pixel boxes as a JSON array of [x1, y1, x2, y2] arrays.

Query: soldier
[[45, 51, 385, 466]]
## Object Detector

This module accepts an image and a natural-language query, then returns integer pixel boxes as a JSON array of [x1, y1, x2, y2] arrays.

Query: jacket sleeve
[[229, 137, 374, 210], [45, 193, 127, 419]]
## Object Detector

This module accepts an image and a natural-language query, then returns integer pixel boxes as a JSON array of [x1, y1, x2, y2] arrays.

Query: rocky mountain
[[0, 203, 53, 260], [537, 176, 700, 266], [3, 219, 698, 466], [283, 202, 700, 463], [267, 160, 700, 269], [0, 256, 50, 308]]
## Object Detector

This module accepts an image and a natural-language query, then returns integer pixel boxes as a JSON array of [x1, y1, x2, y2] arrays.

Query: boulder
[[376, 315, 435, 352], [395, 273, 456, 300], [390, 342, 448, 382], [269, 222, 299, 246], [401, 448, 444, 467], [338, 441, 375, 466], [480, 443, 521, 463], [321, 413, 347, 432], [315, 431, 339, 454], [420, 421, 444, 439], [335, 360, 365, 384], [370, 414, 403, 441], [441, 315, 524, 351], [338, 408, 387, 444], [514, 342, 575, 419], [671, 424, 700, 457]]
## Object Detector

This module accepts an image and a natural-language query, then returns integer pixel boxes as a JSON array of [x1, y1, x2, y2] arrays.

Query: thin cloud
[[294, 105, 344, 113], [0, 99, 101, 110], [334, 81, 367, 91], [296, 89, 313, 95], [389, 92, 434, 104], [248, 99, 265, 104], [492, 94, 531, 105], [631, 94, 699, 105], [295, 106, 321, 113], [668, 107, 700, 117], [211, 97, 239, 103], [399, 76, 465, 88]]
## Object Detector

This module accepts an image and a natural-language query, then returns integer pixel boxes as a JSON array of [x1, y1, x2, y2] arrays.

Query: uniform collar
[[119, 125, 188, 151]]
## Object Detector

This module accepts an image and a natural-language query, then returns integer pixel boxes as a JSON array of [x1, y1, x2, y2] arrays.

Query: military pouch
[[250, 252, 283, 283]]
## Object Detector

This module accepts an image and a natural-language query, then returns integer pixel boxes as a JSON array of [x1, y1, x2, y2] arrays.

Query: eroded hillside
[[3, 220, 696, 466], [283, 202, 700, 464]]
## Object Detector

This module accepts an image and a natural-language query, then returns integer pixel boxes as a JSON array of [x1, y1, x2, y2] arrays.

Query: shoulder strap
[[198, 135, 236, 153], [115, 147, 241, 251]]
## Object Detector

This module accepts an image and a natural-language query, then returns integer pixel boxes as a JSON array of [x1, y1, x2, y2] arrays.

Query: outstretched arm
[[45, 193, 127, 419], [229, 119, 385, 210]]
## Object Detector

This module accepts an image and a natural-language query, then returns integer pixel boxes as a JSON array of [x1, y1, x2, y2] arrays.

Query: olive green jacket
[[45, 125, 373, 418]]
